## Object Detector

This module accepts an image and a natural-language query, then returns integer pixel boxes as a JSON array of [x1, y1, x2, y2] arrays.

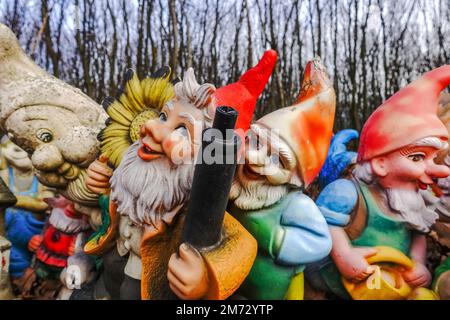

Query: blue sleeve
[[275, 193, 332, 266], [316, 179, 358, 227]]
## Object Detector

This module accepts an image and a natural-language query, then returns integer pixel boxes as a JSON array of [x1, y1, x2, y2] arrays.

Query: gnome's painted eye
[[36, 129, 53, 143], [408, 153, 425, 162], [159, 112, 167, 122], [269, 154, 281, 166]]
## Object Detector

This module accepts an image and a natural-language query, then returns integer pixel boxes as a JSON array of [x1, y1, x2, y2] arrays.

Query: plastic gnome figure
[[229, 58, 334, 300], [307, 65, 450, 300], [84, 51, 277, 300], [421, 93, 450, 300], [0, 137, 54, 291], [23, 195, 92, 298]]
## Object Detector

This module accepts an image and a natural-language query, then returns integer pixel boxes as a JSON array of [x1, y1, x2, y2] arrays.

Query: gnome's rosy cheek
[[163, 129, 194, 165], [372, 146, 448, 190]]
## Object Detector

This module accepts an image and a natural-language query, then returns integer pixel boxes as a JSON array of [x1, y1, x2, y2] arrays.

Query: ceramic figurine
[[84, 51, 277, 299], [0, 138, 55, 293], [228, 58, 334, 300], [428, 93, 450, 249], [0, 23, 106, 212], [0, 176, 17, 299], [0, 23, 106, 299], [416, 93, 450, 300], [306, 65, 450, 300], [83, 66, 177, 254], [21, 196, 93, 299]]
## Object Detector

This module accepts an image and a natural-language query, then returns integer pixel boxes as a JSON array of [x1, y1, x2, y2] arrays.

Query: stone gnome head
[[0, 23, 107, 207]]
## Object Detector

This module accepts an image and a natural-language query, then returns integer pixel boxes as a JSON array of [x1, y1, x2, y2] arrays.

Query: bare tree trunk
[[168, 0, 179, 77]]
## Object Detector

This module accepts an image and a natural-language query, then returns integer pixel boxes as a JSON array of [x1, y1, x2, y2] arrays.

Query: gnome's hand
[[334, 247, 377, 282], [28, 234, 43, 252], [167, 243, 209, 300], [403, 262, 432, 288], [86, 155, 112, 195]]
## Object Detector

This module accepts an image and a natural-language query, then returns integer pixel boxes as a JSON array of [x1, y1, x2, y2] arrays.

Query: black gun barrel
[[181, 106, 240, 248]]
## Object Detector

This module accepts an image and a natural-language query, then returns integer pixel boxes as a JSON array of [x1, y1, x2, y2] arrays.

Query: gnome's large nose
[[425, 161, 450, 180]]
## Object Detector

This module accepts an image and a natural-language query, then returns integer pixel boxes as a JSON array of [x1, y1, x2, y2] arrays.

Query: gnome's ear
[[370, 157, 388, 178]]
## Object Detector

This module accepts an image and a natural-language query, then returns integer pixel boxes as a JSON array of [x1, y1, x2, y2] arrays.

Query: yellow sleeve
[[202, 212, 257, 300]]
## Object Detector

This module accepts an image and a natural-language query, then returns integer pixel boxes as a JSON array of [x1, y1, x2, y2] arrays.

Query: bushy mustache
[[384, 187, 438, 233], [230, 165, 289, 211], [110, 141, 194, 227]]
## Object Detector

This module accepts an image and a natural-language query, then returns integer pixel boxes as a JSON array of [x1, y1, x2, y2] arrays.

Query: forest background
[[1, 0, 449, 131]]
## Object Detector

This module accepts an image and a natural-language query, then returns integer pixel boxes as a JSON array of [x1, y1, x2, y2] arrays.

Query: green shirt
[[230, 192, 304, 300], [320, 181, 412, 299]]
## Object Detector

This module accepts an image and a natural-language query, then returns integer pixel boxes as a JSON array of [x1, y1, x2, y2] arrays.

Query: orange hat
[[358, 65, 450, 162], [254, 57, 336, 187], [214, 49, 277, 133]]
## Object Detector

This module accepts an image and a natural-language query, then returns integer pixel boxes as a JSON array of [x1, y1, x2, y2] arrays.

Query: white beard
[[49, 208, 91, 234], [110, 141, 194, 227], [230, 165, 289, 211], [384, 187, 439, 233]]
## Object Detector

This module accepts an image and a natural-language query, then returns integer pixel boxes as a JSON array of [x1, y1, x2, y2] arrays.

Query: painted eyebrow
[[178, 112, 196, 125], [277, 144, 295, 168], [399, 146, 429, 156]]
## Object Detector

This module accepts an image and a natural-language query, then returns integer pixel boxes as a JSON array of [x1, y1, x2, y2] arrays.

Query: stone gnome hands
[[86, 155, 113, 195], [167, 243, 209, 300]]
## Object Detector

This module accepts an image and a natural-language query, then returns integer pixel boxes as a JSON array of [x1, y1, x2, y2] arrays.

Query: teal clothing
[[85, 194, 110, 269], [317, 180, 412, 299], [351, 183, 411, 253], [230, 191, 331, 300]]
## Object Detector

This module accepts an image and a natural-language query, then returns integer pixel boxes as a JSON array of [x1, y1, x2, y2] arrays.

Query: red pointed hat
[[255, 57, 336, 187], [358, 65, 450, 162], [214, 49, 277, 132]]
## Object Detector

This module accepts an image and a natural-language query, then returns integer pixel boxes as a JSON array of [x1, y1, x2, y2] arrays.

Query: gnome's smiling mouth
[[138, 143, 164, 161], [418, 181, 429, 190]]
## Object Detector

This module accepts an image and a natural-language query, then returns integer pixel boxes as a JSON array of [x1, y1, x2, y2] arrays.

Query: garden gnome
[[23, 196, 92, 299], [0, 23, 106, 210], [420, 93, 450, 300], [0, 176, 16, 299], [228, 58, 334, 300], [427, 93, 450, 249], [307, 65, 450, 299], [0, 138, 54, 292], [85, 51, 276, 300]]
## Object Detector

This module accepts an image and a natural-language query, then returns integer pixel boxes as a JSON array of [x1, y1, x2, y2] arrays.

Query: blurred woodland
[[1, 0, 449, 130]]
